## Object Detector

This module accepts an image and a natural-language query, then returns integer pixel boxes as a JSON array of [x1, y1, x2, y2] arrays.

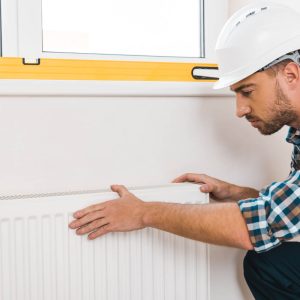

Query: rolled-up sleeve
[[238, 172, 300, 253]]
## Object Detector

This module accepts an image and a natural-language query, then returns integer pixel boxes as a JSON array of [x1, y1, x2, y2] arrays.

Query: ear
[[282, 62, 300, 88]]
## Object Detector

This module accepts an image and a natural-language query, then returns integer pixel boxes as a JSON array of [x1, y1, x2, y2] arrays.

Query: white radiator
[[0, 183, 209, 300]]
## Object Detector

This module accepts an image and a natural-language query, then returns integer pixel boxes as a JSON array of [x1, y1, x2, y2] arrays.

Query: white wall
[[0, 96, 291, 194]]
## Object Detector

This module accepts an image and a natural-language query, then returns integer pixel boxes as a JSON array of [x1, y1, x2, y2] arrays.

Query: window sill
[[0, 80, 232, 97]]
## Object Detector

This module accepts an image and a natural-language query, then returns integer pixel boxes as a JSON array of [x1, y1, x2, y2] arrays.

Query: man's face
[[230, 71, 298, 135]]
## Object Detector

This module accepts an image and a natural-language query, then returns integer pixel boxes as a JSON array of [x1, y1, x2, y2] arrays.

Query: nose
[[235, 95, 251, 118]]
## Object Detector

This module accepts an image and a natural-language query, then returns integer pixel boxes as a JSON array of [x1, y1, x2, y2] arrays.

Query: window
[[42, 0, 204, 59], [2, 0, 227, 62], [0, 0, 229, 96]]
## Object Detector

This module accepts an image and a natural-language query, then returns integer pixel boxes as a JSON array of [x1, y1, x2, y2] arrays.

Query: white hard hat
[[213, 1, 300, 90]]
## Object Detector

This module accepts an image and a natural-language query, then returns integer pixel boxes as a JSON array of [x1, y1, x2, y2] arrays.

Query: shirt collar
[[286, 127, 300, 145]]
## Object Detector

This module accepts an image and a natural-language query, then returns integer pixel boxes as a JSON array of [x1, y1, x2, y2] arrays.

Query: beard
[[246, 81, 298, 135]]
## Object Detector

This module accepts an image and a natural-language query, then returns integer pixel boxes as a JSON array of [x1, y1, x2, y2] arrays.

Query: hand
[[173, 173, 246, 202], [69, 185, 146, 240]]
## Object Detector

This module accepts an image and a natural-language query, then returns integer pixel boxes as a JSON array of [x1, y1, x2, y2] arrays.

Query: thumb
[[111, 184, 130, 197], [200, 183, 215, 194]]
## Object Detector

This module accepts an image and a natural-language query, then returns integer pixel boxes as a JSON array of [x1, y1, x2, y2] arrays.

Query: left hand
[[68, 185, 146, 240]]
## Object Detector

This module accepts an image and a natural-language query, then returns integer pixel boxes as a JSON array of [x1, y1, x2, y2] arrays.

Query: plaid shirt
[[238, 127, 300, 252]]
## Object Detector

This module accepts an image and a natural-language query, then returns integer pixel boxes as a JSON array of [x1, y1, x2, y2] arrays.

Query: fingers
[[88, 224, 110, 240], [172, 173, 191, 183], [76, 217, 108, 235], [173, 174, 217, 195], [69, 210, 105, 229], [172, 173, 208, 183], [73, 202, 105, 219]]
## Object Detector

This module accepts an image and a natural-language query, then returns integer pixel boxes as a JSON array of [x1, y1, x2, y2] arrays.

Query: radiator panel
[[0, 184, 209, 300]]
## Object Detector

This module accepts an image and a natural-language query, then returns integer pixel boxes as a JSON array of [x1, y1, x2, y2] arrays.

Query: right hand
[[69, 185, 146, 240], [172, 173, 242, 202]]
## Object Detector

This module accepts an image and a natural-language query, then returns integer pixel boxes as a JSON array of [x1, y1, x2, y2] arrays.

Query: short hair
[[265, 59, 294, 77], [260, 50, 300, 75]]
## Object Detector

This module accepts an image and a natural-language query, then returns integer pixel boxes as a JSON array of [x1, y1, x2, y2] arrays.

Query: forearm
[[229, 185, 259, 201], [143, 202, 254, 250]]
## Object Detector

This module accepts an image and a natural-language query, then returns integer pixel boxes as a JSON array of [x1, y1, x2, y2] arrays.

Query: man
[[69, 2, 300, 299]]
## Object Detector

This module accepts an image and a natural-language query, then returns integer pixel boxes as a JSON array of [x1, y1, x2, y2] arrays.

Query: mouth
[[249, 120, 260, 128], [247, 118, 259, 127], [246, 116, 260, 127]]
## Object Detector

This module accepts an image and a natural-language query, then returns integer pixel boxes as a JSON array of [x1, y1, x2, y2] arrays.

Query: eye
[[241, 90, 253, 97]]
